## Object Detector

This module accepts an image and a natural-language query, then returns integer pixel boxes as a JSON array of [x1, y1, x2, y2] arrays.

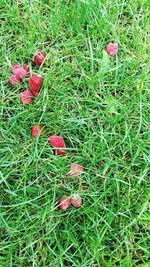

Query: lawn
[[0, 0, 150, 266]]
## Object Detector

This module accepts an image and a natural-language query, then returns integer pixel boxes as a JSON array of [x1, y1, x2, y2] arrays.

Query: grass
[[0, 0, 150, 266]]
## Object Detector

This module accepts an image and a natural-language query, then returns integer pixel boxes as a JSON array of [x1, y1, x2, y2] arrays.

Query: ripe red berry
[[20, 90, 33, 104], [9, 75, 21, 85], [56, 149, 67, 155], [106, 43, 118, 56], [48, 135, 65, 148], [71, 194, 82, 208], [31, 126, 43, 137], [29, 73, 43, 96], [34, 51, 47, 65], [69, 164, 84, 176], [59, 197, 71, 210]]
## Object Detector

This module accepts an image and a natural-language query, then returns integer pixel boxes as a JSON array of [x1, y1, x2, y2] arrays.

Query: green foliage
[[0, 0, 149, 266]]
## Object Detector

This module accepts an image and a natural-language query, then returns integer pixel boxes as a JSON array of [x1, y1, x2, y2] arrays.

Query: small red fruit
[[48, 135, 65, 148], [69, 164, 84, 176], [23, 64, 30, 74], [20, 90, 33, 104], [56, 149, 67, 155], [9, 75, 20, 85], [14, 68, 26, 79], [71, 194, 82, 208], [31, 126, 43, 137], [29, 73, 43, 96], [59, 197, 71, 210], [34, 51, 47, 65], [12, 64, 30, 78], [12, 64, 22, 73], [106, 43, 118, 56]]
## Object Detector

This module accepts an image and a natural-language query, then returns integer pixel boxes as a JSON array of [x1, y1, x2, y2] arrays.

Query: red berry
[[56, 149, 67, 155], [106, 43, 118, 56], [29, 73, 43, 96], [20, 90, 33, 104], [15, 68, 26, 79], [9, 75, 20, 85], [69, 164, 84, 176], [34, 51, 47, 65], [48, 135, 65, 148], [31, 126, 43, 137], [23, 64, 30, 74], [71, 194, 82, 208], [59, 197, 71, 210], [12, 64, 30, 78]]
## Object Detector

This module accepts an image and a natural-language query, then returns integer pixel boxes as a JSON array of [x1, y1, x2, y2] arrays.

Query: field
[[0, 0, 150, 266]]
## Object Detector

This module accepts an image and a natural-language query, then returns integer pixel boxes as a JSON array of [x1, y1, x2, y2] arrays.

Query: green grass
[[0, 0, 150, 266]]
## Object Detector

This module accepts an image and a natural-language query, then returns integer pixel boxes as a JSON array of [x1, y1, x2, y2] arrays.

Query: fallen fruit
[[12, 64, 22, 73], [48, 135, 65, 148], [14, 68, 26, 79], [71, 194, 82, 208], [106, 43, 118, 56], [23, 64, 30, 74], [12, 64, 30, 78], [29, 73, 43, 96], [31, 126, 43, 137], [34, 51, 47, 65], [59, 197, 71, 210], [20, 90, 33, 104], [56, 149, 67, 155], [9, 75, 20, 85], [69, 164, 84, 176], [29, 73, 43, 95]]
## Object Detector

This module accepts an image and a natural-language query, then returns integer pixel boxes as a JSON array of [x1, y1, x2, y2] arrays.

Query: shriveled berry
[[31, 126, 43, 137], [12, 64, 30, 77], [14, 68, 26, 79], [59, 197, 71, 210], [9, 75, 20, 85], [20, 90, 33, 104], [106, 43, 118, 56], [29, 73, 43, 96], [69, 164, 84, 176], [71, 194, 82, 208], [48, 135, 65, 148], [34, 51, 47, 65]]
